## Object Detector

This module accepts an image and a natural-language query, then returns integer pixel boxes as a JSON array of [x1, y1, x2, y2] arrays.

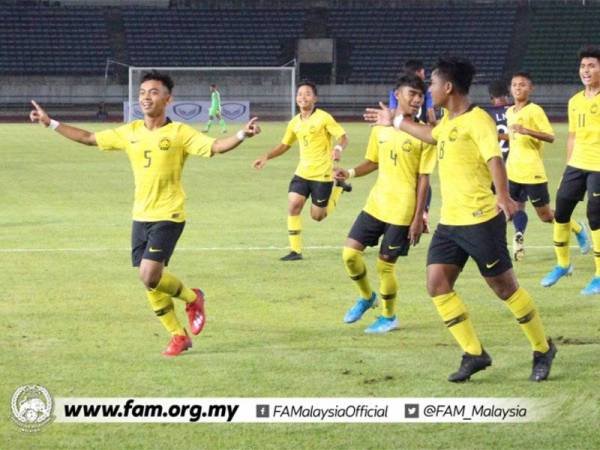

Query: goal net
[[126, 65, 296, 123]]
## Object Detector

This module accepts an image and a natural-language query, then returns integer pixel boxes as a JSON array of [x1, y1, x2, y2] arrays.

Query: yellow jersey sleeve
[[473, 112, 502, 162], [532, 104, 554, 136], [281, 118, 297, 146], [364, 127, 380, 163], [567, 91, 600, 171], [95, 124, 131, 151], [419, 142, 436, 174], [323, 112, 346, 140], [180, 124, 215, 157]]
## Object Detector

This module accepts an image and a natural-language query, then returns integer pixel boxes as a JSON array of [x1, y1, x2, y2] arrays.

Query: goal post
[[126, 65, 296, 123]]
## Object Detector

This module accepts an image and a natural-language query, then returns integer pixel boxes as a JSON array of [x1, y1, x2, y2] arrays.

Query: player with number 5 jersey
[[29, 70, 261, 357], [253, 80, 351, 261]]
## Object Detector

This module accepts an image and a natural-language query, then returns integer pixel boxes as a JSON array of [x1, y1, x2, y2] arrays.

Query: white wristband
[[49, 119, 60, 130], [236, 130, 246, 141], [393, 114, 404, 129], [333, 144, 343, 153], [347, 168, 356, 179]]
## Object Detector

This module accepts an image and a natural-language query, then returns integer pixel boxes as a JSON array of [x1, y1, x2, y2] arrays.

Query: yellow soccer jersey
[[431, 106, 501, 226], [363, 125, 436, 225], [506, 103, 554, 184], [95, 119, 215, 222], [281, 108, 346, 181], [568, 91, 600, 171]]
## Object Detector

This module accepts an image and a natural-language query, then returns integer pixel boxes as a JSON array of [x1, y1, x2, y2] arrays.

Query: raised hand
[[363, 102, 393, 127], [29, 100, 51, 127], [243, 117, 261, 137]]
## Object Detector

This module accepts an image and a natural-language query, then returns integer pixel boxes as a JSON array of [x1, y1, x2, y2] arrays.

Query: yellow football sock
[[327, 186, 343, 215], [553, 222, 571, 268], [592, 229, 600, 277], [146, 290, 185, 336], [287, 215, 302, 254], [570, 219, 582, 234], [432, 292, 482, 355], [342, 247, 373, 300], [376, 258, 397, 318], [155, 271, 196, 303], [505, 288, 549, 353]]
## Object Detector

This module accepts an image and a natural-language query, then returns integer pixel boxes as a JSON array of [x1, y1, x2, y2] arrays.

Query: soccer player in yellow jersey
[[365, 56, 556, 382], [507, 72, 590, 261], [336, 75, 435, 333], [253, 80, 350, 261], [542, 45, 600, 295], [29, 71, 261, 356]]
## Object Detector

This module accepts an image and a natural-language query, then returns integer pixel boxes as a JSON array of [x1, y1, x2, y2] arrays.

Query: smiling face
[[138, 79, 171, 118], [296, 85, 317, 111], [580, 57, 600, 88], [510, 76, 533, 103], [395, 85, 424, 116]]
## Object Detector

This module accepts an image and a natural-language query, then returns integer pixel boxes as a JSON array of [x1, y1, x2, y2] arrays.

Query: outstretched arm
[[363, 102, 436, 144], [29, 100, 96, 146], [252, 143, 292, 170], [333, 159, 378, 181], [211, 117, 261, 155]]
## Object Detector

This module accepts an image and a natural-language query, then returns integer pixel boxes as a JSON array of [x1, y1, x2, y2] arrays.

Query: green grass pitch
[[1, 121, 599, 449]]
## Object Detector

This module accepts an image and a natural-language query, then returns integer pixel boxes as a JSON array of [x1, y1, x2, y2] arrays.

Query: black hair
[[395, 74, 426, 94], [404, 59, 424, 74], [210, 84, 217, 88], [578, 44, 600, 62], [297, 79, 317, 96], [512, 71, 533, 83], [141, 70, 174, 93], [488, 79, 509, 98], [432, 56, 475, 95]]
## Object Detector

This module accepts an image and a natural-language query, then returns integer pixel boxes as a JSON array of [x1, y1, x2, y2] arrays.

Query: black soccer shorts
[[348, 210, 410, 260], [427, 213, 512, 277], [509, 181, 550, 207], [131, 220, 185, 267], [288, 175, 334, 208]]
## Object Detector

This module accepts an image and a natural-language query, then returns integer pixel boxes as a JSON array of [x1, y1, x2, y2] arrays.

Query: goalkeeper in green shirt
[[203, 84, 227, 133]]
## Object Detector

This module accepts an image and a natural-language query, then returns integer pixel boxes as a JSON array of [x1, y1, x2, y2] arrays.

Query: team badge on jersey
[[159, 137, 171, 151], [449, 127, 459, 142], [402, 139, 413, 153]]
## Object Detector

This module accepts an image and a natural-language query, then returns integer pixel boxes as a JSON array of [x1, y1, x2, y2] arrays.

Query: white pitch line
[[0, 245, 581, 253]]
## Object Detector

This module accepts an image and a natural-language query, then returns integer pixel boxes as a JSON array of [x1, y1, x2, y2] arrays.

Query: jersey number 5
[[144, 150, 152, 168]]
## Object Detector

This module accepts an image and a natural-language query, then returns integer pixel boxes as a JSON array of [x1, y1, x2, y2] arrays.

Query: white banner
[[123, 101, 250, 123], [50, 397, 551, 424]]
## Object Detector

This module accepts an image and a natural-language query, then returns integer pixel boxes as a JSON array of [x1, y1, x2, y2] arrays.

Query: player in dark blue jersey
[[484, 79, 511, 162]]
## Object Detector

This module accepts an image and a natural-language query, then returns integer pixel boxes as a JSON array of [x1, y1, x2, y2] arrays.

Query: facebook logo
[[256, 404, 270, 418], [404, 403, 419, 418]]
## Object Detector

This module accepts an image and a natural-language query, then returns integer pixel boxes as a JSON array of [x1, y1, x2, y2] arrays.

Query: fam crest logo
[[11, 384, 54, 432], [222, 103, 247, 120], [172, 103, 203, 121], [159, 137, 171, 151]]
